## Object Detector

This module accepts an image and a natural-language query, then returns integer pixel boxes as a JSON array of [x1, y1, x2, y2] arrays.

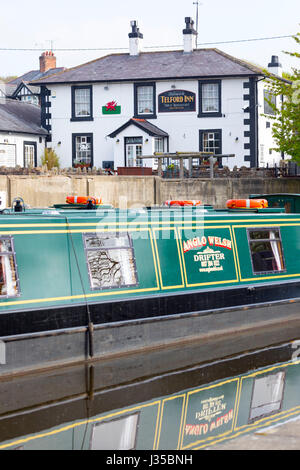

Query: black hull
[[1, 280, 300, 338]]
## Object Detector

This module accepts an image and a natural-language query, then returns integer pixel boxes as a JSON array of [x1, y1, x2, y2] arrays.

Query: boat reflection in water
[[0, 340, 300, 450]]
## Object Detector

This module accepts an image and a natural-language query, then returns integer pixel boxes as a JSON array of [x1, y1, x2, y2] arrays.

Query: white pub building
[[32, 18, 286, 170]]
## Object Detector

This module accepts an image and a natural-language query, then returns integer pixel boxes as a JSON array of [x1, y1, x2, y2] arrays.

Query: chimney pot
[[39, 50, 56, 73]]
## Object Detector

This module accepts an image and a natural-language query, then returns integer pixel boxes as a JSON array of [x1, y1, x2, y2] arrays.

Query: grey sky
[[0, 0, 299, 77]]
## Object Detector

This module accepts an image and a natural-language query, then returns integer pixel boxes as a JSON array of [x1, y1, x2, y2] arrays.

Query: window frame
[[247, 227, 286, 276], [82, 231, 139, 291], [199, 129, 222, 155], [23, 141, 37, 168], [248, 371, 285, 423], [89, 412, 140, 450], [71, 85, 93, 121], [198, 80, 222, 118], [72, 133, 94, 168], [0, 236, 20, 299], [134, 82, 157, 119], [263, 89, 276, 116]]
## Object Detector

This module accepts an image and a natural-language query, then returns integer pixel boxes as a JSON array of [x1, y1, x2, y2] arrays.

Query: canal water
[[0, 338, 300, 451]]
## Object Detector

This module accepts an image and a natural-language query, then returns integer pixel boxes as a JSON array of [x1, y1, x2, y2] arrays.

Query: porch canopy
[[139, 152, 235, 178]]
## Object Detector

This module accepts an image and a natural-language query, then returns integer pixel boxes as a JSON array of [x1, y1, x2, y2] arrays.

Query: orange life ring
[[165, 200, 202, 207], [226, 199, 268, 209], [66, 196, 102, 205]]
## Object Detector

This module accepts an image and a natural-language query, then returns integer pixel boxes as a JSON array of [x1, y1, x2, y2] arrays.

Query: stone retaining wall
[[0, 174, 299, 209]]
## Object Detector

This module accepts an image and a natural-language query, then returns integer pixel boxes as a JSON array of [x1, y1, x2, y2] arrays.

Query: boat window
[[247, 228, 285, 274], [90, 413, 139, 450], [83, 232, 138, 289], [0, 236, 20, 298], [249, 371, 285, 422]]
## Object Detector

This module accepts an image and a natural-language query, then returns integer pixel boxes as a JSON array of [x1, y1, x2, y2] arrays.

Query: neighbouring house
[[8, 51, 65, 106], [30, 18, 288, 170], [0, 83, 18, 99], [0, 98, 48, 167]]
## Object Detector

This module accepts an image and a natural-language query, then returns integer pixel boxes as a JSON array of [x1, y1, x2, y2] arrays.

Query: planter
[[74, 164, 91, 169], [117, 167, 153, 176]]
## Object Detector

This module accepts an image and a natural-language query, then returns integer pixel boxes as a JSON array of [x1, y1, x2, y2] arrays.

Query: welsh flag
[[102, 101, 121, 114]]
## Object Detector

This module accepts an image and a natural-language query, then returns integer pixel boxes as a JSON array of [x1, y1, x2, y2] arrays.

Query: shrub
[[41, 148, 60, 169]]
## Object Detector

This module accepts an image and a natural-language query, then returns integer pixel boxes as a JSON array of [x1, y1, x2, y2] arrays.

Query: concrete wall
[[0, 174, 300, 209]]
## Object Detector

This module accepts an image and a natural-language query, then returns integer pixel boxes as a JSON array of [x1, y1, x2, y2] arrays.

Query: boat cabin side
[[0, 208, 299, 312]]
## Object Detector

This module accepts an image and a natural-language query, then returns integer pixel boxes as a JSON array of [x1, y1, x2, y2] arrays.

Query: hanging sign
[[102, 101, 121, 115], [158, 90, 196, 112]]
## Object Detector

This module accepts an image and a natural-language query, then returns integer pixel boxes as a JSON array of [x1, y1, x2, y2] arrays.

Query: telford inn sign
[[158, 90, 196, 112]]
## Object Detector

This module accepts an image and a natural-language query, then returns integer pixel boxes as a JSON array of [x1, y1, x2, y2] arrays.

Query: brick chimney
[[39, 51, 56, 73]]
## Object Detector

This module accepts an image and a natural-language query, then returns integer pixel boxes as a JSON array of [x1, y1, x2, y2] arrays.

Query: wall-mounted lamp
[[57, 141, 62, 145], [235, 137, 239, 142], [104, 85, 109, 90], [171, 84, 176, 89], [145, 138, 149, 143], [116, 139, 120, 143]]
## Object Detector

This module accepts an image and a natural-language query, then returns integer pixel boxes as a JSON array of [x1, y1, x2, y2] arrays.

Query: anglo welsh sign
[[158, 90, 196, 112]]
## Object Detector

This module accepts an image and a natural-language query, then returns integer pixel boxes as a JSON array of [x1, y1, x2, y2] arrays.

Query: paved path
[[208, 417, 300, 450]]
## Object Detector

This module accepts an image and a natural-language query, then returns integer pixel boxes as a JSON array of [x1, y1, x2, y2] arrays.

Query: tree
[[263, 32, 300, 164]]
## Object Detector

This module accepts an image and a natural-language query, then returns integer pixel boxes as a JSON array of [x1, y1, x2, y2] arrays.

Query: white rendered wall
[[48, 76, 259, 170], [257, 80, 282, 168], [0, 132, 45, 167]]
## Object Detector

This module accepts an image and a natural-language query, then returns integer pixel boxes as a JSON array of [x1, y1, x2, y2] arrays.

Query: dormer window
[[71, 85, 93, 121]]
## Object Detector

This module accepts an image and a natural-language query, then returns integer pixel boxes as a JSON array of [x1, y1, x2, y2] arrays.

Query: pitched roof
[[9, 67, 65, 86], [0, 83, 18, 97], [108, 118, 169, 138], [12, 82, 41, 98], [30, 48, 264, 85], [0, 99, 48, 135]]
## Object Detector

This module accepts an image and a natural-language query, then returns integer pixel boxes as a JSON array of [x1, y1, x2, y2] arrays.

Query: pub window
[[198, 80, 222, 117], [199, 129, 222, 155], [248, 228, 285, 274], [134, 82, 156, 118], [83, 232, 138, 290], [72, 133, 93, 168], [0, 236, 20, 298], [90, 413, 139, 450], [24, 142, 37, 168], [71, 85, 93, 121], [249, 371, 285, 422], [154, 137, 164, 153], [264, 90, 276, 116]]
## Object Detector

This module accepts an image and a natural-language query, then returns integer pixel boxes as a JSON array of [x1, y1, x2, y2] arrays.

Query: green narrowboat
[[0, 198, 300, 375], [249, 193, 300, 213]]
